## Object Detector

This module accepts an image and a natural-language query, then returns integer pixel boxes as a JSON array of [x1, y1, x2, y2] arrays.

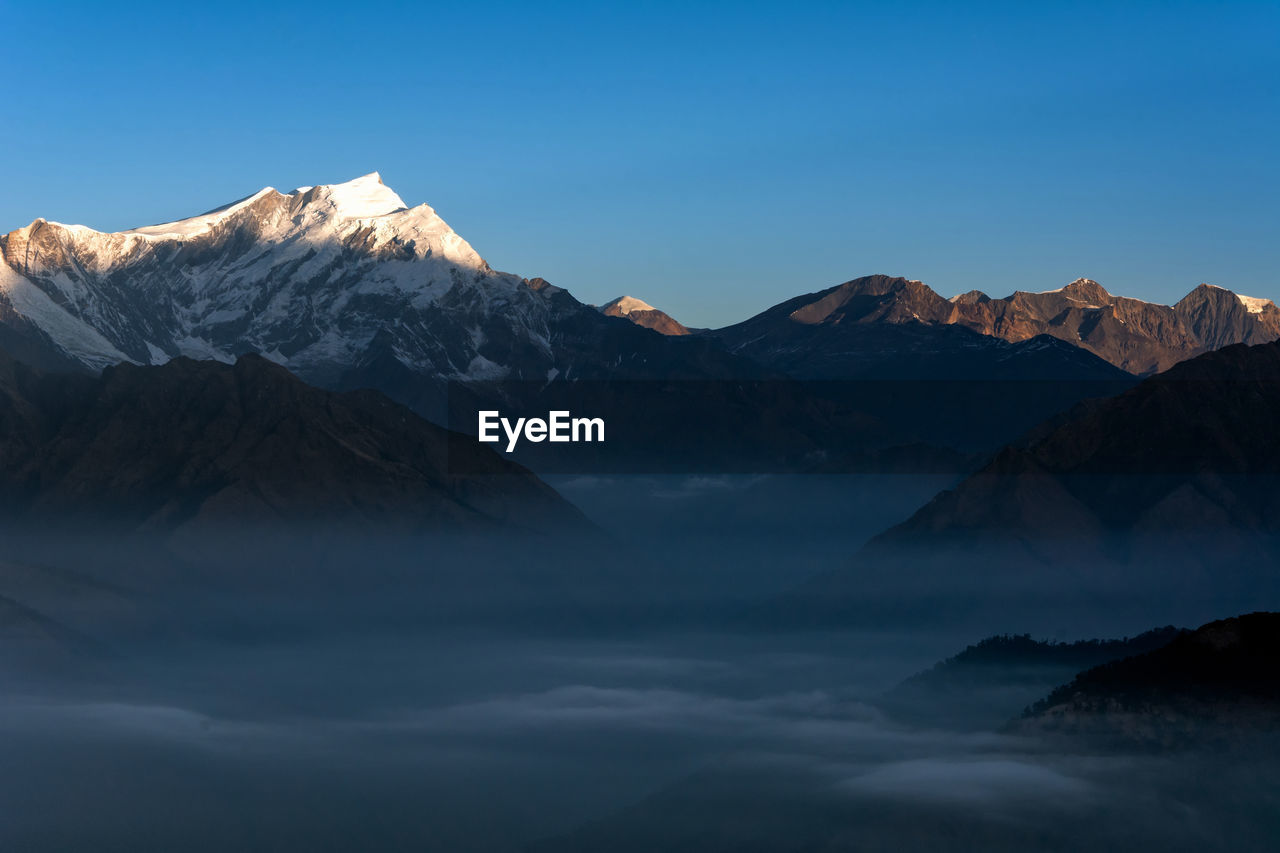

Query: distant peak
[[843, 274, 916, 287], [1057, 277, 1112, 305], [1065, 277, 1104, 289], [830, 274, 938, 299], [1182, 282, 1236, 301], [599, 295, 690, 335], [950, 289, 991, 305], [600, 295, 656, 315], [299, 172, 406, 219], [1189, 283, 1277, 315]]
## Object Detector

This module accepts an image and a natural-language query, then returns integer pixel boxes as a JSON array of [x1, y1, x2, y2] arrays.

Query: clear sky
[[3, 1, 1276, 327]]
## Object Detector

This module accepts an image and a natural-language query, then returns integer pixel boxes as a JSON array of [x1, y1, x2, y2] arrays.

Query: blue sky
[[3, 1, 1276, 326]]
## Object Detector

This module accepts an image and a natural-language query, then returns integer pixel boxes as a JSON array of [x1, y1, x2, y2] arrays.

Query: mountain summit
[[0, 173, 497, 377], [0, 174, 754, 419], [124, 172, 413, 238], [599, 295, 690, 335]]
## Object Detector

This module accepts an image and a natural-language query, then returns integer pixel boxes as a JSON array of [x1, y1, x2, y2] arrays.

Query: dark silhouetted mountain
[[1019, 612, 1280, 746], [599, 295, 691, 336], [874, 339, 1280, 546], [881, 628, 1182, 730], [762, 340, 1280, 633], [713, 274, 1280, 376], [900, 628, 1183, 689], [0, 351, 585, 534]]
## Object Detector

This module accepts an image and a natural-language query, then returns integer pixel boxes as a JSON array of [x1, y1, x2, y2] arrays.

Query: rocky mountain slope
[[599, 295, 690, 336], [714, 274, 1280, 375]]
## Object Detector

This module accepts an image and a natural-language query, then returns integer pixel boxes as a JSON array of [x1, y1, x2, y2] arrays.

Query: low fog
[[2, 474, 1278, 852]]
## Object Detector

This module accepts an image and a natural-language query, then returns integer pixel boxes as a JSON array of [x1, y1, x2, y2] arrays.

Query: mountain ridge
[[715, 274, 1280, 375], [9, 180, 1274, 394], [872, 337, 1280, 547], [0, 348, 585, 535]]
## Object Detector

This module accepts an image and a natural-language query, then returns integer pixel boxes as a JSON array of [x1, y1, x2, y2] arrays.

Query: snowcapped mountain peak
[[300, 172, 407, 220], [116, 173, 407, 241], [600, 295, 656, 315], [1187, 283, 1275, 314], [1056, 277, 1112, 307], [599, 294, 691, 335], [0, 173, 547, 376]]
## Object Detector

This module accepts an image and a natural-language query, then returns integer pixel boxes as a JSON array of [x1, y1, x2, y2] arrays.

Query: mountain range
[[9, 175, 1268, 407], [0, 174, 758, 415], [6, 173, 1225, 480], [707, 274, 1280, 376], [4, 173, 1279, 521]]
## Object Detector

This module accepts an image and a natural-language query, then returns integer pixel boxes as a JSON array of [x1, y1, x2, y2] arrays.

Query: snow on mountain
[[0, 262, 132, 368], [598, 294, 691, 336], [0, 173, 549, 382], [600, 295, 656, 315], [0, 173, 758, 426], [1033, 277, 1098, 296], [1238, 294, 1274, 314]]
